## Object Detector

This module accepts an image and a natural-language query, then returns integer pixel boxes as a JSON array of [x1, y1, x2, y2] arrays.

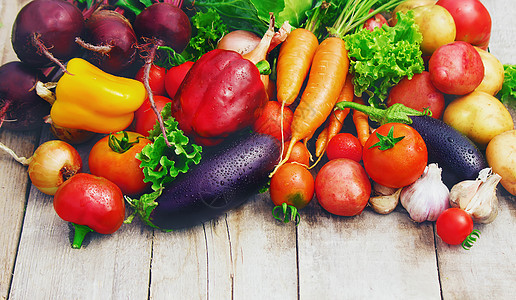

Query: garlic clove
[[464, 171, 501, 224], [369, 188, 401, 214], [449, 179, 482, 209]]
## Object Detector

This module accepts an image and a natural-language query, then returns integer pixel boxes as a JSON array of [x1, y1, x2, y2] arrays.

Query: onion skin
[[217, 30, 261, 55], [28, 140, 82, 195]]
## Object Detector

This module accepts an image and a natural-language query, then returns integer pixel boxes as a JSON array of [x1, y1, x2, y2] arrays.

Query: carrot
[[271, 37, 349, 176], [276, 28, 319, 106], [314, 75, 354, 158], [352, 96, 370, 146]]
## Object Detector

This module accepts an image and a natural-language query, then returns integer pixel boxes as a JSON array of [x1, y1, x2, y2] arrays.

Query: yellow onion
[[0, 140, 82, 195]]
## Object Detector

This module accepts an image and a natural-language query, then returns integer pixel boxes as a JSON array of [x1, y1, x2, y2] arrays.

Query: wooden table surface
[[1, 1, 515, 299]]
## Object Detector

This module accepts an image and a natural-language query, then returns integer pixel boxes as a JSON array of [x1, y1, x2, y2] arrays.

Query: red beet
[[11, 0, 84, 68], [0, 62, 51, 131], [79, 9, 138, 74]]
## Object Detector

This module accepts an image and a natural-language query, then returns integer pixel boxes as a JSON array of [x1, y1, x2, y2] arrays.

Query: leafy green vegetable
[[136, 103, 202, 191], [344, 11, 424, 108], [124, 189, 165, 230], [189, 0, 313, 35], [304, 1, 344, 40], [497, 64, 516, 108], [183, 9, 228, 61]]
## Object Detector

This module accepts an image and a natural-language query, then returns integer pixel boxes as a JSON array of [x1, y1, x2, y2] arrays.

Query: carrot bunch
[[271, 34, 350, 175]]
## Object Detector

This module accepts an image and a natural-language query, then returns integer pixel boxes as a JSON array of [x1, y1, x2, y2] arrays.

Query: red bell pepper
[[173, 49, 269, 146], [53, 173, 125, 249]]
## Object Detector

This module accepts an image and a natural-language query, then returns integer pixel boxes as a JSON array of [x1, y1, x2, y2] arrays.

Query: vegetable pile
[[1, 0, 515, 251]]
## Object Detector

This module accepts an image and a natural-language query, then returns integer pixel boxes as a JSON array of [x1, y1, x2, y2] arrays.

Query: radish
[[77, 9, 138, 75], [11, 0, 85, 71], [132, 2, 191, 147], [0, 62, 51, 131]]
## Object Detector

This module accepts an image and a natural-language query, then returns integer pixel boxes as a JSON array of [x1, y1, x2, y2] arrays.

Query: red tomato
[[436, 0, 492, 49], [363, 123, 427, 188], [363, 9, 388, 31], [270, 163, 315, 209], [315, 158, 371, 216], [436, 208, 474, 245], [326, 133, 363, 162], [164, 61, 194, 98], [88, 131, 152, 196], [253, 100, 293, 141], [135, 64, 167, 96], [282, 141, 310, 166], [133, 95, 173, 136], [54, 173, 125, 235]]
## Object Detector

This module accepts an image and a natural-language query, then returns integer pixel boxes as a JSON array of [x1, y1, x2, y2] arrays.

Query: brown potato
[[443, 91, 514, 148], [390, 0, 437, 25], [412, 4, 456, 55], [486, 130, 516, 196], [474, 46, 505, 95]]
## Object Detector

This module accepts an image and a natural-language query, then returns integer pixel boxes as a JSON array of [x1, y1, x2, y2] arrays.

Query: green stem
[[272, 203, 301, 225], [71, 223, 94, 249], [335, 102, 429, 125], [256, 60, 271, 75], [108, 131, 139, 154]]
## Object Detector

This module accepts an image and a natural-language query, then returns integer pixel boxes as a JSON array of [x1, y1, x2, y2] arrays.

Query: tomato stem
[[335, 102, 430, 125], [108, 131, 139, 154], [272, 203, 301, 225], [370, 126, 404, 150], [71, 223, 94, 249], [462, 229, 481, 250]]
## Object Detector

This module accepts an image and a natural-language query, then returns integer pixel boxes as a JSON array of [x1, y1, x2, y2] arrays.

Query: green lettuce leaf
[[136, 103, 202, 191], [497, 64, 516, 108], [344, 10, 424, 108]]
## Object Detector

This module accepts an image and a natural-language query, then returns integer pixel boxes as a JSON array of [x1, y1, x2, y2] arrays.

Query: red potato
[[387, 71, 445, 119], [428, 41, 484, 95], [253, 100, 293, 141], [315, 158, 371, 217]]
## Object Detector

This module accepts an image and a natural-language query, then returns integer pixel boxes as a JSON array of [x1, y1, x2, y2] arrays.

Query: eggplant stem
[[0, 141, 32, 166]]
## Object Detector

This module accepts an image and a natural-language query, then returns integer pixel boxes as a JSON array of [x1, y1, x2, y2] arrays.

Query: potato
[[486, 130, 516, 195], [429, 41, 484, 95], [390, 0, 437, 26], [412, 4, 456, 55], [443, 91, 514, 148], [474, 46, 505, 95]]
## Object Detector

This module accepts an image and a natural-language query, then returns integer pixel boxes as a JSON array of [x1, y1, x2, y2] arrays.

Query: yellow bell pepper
[[50, 58, 146, 134]]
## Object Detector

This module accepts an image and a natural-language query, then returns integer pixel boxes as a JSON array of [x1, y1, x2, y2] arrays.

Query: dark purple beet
[[11, 0, 84, 68], [133, 2, 191, 53], [0, 62, 50, 131], [80, 9, 138, 74]]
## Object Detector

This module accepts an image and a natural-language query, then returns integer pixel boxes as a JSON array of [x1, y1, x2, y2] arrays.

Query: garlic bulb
[[369, 182, 401, 214], [449, 168, 501, 224], [400, 164, 450, 222]]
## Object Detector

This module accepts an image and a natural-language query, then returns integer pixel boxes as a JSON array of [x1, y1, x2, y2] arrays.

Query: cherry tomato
[[270, 163, 314, 209], [436, 208, 474, 245], [133, 95, 173, 136], [135, 64, 167, 96], [326, 133, 363, 162], [282, 141, 310, 166], [164, 61, 194, 98], [436, 0, 492, 49], [88, 131, 152, 196], [363, 123, 427, 188], [253, 100, 293, 141]]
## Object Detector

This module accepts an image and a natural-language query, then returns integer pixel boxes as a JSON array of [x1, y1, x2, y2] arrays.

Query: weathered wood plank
[[149, 192, 298, 299], [298, 202, 441, 299], [0, 1, 39, 299], [9, 129, 153, 299], [437, 2, 516, 299]]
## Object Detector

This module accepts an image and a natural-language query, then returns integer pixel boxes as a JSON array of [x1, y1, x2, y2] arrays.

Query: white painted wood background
[[0, 1, 515, 299]]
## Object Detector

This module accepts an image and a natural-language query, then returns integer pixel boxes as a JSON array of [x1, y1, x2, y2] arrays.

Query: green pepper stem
[[71, 223, 94, 249], [335, 102, 429, 125], [256, 60, 271, 75]]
